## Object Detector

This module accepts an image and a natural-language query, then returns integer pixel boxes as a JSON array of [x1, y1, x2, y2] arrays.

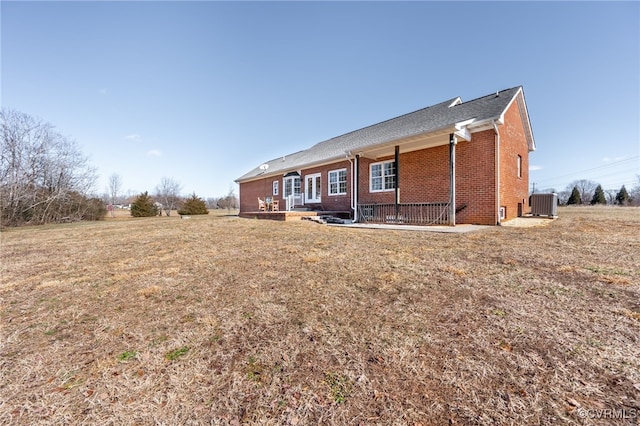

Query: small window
[[370, 160, 395, 192], [328, 169, 347, 195], [273, 180, 279, 196], [517, 155, 522, 178]]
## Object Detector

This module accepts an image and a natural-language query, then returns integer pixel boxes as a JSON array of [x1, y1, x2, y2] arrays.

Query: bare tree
[[1, 108, 98, 226], [108, 173, 122, 217], [155, 177, 182, 216], [556, 190, 570, 205], [631, 175, 640, 207], [605, 189, 618, 205], [206, 197, 219, 210], [217, 185, 239, 213], [566, 180, 598, 205]]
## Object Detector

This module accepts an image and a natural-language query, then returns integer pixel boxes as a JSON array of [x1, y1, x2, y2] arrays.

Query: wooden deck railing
[[357, 202, 450, 225]]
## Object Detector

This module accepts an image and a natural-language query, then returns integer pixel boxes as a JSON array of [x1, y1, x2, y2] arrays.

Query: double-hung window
[[272, 180, 279, 196], [328, 168, 347, 195], [370, 160, 396, 192]]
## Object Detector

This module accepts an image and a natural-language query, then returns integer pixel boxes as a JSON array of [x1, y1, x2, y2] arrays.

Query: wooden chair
[[258, 197, 266, 211], [271, 200, 279, 212]]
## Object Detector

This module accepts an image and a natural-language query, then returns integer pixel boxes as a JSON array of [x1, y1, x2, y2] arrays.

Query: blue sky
[[2, 1, 639, 199]]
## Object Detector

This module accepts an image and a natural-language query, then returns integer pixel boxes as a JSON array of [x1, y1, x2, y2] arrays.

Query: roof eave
[[469, 88, 536, 152], [236, 154, 352, 183]]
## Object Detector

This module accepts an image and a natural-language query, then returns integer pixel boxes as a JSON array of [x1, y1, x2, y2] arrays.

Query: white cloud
[[147, 149, 162, 157], [529, 165, 543, 171], [602, 156, 626, 162], [99, 88, 107, 95], [125, 134, 141, 141]]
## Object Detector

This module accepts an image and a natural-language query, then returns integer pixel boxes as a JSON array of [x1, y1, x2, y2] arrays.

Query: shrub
[[616, 185, 631, 206], [567, 186, 581, 205], [590, 185, 606, 205], [131, 192, 159, 217], [178, 193, 209, 215]]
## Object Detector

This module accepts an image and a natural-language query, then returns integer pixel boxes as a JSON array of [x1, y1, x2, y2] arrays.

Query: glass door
[[305, 173, 321, 204], [283, 175, 301, 210]]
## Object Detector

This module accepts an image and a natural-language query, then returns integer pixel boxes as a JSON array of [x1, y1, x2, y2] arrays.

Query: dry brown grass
[[1, 207, 639, 425]]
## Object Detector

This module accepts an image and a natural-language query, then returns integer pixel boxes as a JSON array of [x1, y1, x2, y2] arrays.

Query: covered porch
[[353, 127, 468, 226]]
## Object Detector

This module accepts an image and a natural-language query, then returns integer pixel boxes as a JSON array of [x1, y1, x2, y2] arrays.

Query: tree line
[[1, 108, 238, 227], [538, 179, 639, 206], [107, 174, 238, 218], [1, 108, 104, 226]]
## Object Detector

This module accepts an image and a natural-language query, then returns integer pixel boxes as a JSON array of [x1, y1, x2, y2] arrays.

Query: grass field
[[1, 207, 639, 425]]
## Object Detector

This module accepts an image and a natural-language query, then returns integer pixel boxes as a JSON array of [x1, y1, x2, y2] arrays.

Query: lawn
[[1, 207, 639, 425]]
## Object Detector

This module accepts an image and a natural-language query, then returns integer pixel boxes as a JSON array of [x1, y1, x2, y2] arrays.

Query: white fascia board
[[454, 118, 475, 141], [359, 125, 457, 156], [494, 87, 536, 152], [516, 91, 536, 152], [466, 119, 497, 132], [454, 127, 471, 142]]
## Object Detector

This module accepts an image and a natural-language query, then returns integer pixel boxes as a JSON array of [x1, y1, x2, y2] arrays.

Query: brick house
[[236, 86, 535, 225]]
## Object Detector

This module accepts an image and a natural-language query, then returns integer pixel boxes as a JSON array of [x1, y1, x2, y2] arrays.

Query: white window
[[517, 155, 522, 178], [272, 180, 279, 196], [305, 173, 321, 203], [284, 175, 301, 197], [370, 160, 396, 192], [328, 168, 347, 195]]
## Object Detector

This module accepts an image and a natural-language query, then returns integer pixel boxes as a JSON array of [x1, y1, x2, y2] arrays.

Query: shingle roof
[[237, 86, 527, 182]]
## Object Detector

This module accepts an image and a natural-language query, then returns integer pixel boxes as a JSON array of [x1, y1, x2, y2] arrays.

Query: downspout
[[355, 154, 359, 222], [345, 152, 357, 221], [493, 120, 501, 225]]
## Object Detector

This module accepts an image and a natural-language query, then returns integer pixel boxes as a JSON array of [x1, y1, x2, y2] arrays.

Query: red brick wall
[[357, 133, 497, 225], [239, 177, 278, 213], [239, 160, 353, 213], [456, 131, 498, 225], [300, 161, 353, 212], [499, 98, 530, 221]]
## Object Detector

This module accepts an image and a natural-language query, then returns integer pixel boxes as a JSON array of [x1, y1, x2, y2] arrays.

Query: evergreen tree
[[130, 191, 159, 217], [567, 186, 581, 205], [590, 184, 606, 205], [616, 185, 630, 206], [178, 193, 209, 215]]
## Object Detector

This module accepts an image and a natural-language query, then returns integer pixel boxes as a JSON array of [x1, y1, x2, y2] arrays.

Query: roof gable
[[237, 86, 534, 182]]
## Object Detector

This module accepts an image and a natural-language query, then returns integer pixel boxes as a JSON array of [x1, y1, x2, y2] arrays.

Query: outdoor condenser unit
[[530, 193, 558, 218]]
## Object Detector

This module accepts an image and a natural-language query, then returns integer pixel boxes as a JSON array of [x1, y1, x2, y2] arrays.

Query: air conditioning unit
[[530, 193, 558, 218]]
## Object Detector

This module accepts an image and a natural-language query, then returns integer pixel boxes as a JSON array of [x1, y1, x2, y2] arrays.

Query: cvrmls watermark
[[576, 407, 637, 420]]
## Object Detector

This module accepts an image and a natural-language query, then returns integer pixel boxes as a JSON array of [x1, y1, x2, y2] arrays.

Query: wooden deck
[[239, 210, 352, 221]]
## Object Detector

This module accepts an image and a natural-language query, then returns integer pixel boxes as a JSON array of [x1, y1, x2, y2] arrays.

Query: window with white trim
[[370, 160, 396, 192], [284, 176, 301, 197], [328, 168, 347, 195], [272, 180, 279, 196]]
